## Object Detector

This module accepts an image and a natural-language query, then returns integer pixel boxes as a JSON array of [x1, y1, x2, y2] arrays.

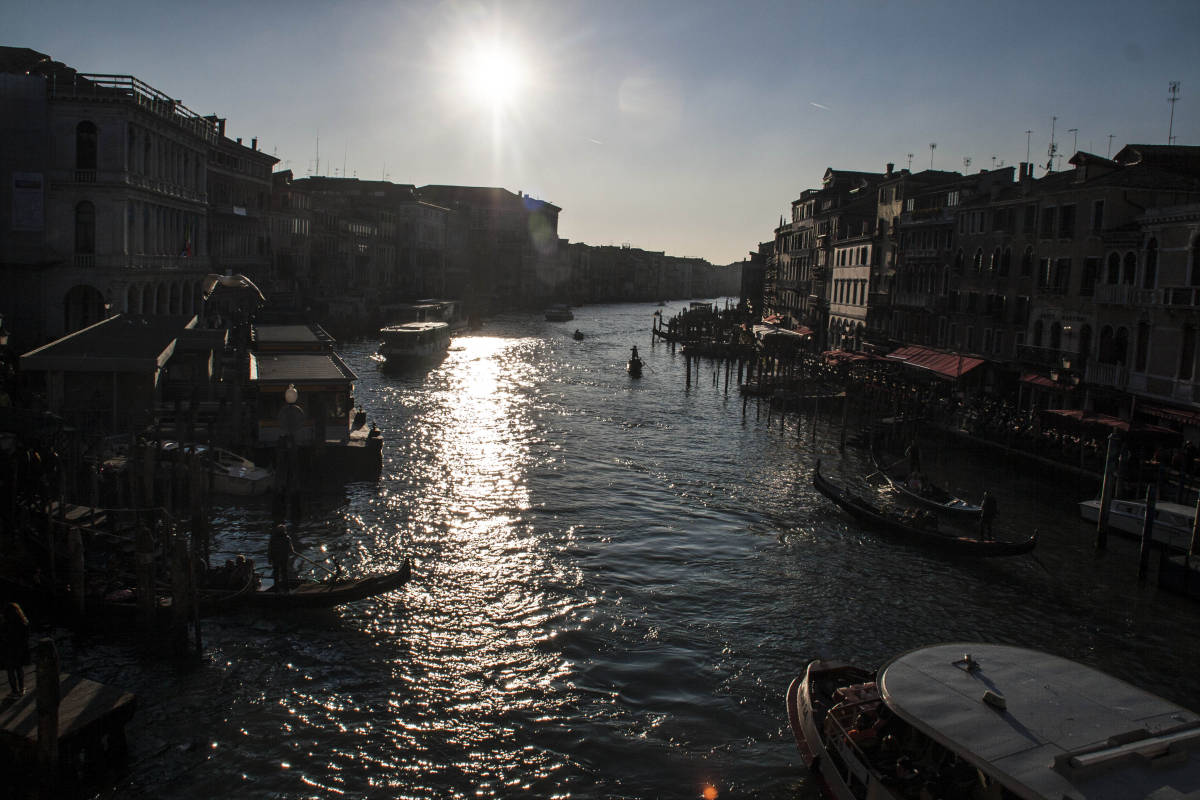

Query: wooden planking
[[0, 672, 135, 745]]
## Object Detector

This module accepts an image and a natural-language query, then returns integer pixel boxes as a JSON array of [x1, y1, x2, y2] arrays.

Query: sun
[[460, 42, 527, 111]]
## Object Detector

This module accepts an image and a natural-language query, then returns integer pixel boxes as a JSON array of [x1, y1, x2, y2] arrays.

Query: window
[[1020, 247, 1033, 276], [1122, 252, 1136, 285], [75, 121, 97, 170], [74, 201, 95, 254], [947, 190, 960, 207], [1144, 239, 1158, 289], [1092, 200, 1105, 231], [1059, 205, 1076, 239], [999, 247, 1011, 276], [905, 198, 915, 212], [1107, 252, 1121, 284], [1055, 258, 1071, 292], [1039, 207, 1056, 238], [954, 250, 964, 275], [1033, 319, 1044, 347], [1024, 204, 1036, 234], [990, 247, 1001, 272], [1081, 258, 1100, 296], [973, 249, 984, 272], [1182, 325, 1197, 380], [1038, 258, 1051, 288]]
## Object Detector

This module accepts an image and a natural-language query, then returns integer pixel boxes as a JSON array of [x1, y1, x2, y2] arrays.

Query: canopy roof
[[886, 345, 982, 380], [879, 642, 1200, 800]]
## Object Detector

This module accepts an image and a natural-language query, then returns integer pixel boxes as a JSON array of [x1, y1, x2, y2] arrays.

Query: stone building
[[0, 47, 217, 349]]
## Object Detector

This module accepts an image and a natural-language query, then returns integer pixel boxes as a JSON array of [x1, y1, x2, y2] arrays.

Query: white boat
[[787, 642, 1200, 800], [379, 321, 451, 365], [1078, 496, 1195, 550], [544, 305, 574, 321], [160, 442, 273, 496]]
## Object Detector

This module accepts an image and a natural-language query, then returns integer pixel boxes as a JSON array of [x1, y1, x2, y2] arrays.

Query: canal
[[72, 300, 1200, 799]]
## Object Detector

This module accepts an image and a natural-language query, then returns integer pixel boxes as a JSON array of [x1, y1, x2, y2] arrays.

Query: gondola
[[813, 462, 1035, 556], [249, 558, 412, 609], [627, 357, 643, 377], [870, 449, 982, 517]]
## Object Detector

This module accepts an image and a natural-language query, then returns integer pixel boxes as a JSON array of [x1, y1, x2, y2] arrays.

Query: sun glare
[[461, 42, 526, 111]]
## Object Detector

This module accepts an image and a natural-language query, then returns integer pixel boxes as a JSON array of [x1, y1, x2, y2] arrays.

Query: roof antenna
[[1168, 81, 1181, 144], [1046, 116, 1057, 173], [905, 153, 914, 170]]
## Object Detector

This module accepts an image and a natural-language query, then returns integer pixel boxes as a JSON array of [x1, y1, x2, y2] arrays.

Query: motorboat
[[159, 441, 273, 496], [787, 642, 1200, 800], [1078, 496, 1195, 550], [813, 462, 1035, 556], [544, 305, 574, 322], [379, 321, 451, 365]]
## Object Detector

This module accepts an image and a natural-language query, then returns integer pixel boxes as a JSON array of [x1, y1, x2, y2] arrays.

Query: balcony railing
[[74, 169, 96, 183], [50, 73, 220, 144], [1127, 373, 1200, 403], [1084, 361, 1129, 389], [1162, 286, 1200, 307], [1017, 344, 1075, 368], [1093, 284, 1133, 305]]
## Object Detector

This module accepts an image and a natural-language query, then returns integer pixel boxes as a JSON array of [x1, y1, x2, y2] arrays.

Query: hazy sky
[[8, 0, 1200, 265]]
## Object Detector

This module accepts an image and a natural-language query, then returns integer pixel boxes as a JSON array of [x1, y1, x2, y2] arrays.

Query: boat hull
[[814, 463, 1036, 556], [1078, 498, 1194, 550]]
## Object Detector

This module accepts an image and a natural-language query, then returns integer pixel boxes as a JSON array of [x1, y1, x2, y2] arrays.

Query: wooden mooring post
[[1191, 493, 1200, 556], [1139, 484, 1157, 579], [1096, 432, 1122, 551], [36, 638, 59, 797]]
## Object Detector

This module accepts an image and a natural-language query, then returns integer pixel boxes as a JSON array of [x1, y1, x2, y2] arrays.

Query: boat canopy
[[879, 643, 1200, 800]]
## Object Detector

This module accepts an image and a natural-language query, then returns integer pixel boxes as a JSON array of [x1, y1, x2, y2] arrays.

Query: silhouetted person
[[980, 491, 998, 539], [268, 524, 294, 593]]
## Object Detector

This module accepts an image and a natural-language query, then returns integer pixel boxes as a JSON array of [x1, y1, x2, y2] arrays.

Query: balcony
[[1017, 344, 1075, 368], [1162, 286, 1200, 307], [1093, 284, 1133, 305], [1127, 373, 1200, 404], [1084, 361, 1129, 389]]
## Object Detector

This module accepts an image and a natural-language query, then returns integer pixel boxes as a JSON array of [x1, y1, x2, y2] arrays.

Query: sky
[[8, 0, 1200, 266]]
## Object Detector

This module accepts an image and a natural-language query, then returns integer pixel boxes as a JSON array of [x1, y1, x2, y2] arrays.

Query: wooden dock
[[0, 666, 136, 795]]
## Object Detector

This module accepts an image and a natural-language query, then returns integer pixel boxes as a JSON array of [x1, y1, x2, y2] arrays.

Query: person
[[268, 523, 295, 593], [980, 491, 998, 539], [1, 602, 30, 697], [905, 439, 922, 473], [630, 345, 640, 361]]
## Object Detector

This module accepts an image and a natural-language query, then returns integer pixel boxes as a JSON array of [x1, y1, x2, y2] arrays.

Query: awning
[[1020, 372, 1077, 390], [1041, 409, 1175, 435], [886, 345, 983, 380], [793, 326, 814, 337], [1140, 402, 1200, 427], [823, 349, 880, 364]]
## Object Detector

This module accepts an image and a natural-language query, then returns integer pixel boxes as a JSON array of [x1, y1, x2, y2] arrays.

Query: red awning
[[886, 345, 983, 380], [1140, 403, 1200, 427], [792, 326, 813, 337], [762, 314, 784, 325], [1020, 372, 1057, 389], [1042, 409, 1176, 435]]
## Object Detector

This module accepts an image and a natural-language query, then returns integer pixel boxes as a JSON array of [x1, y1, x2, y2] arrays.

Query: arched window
[[75, 121, 97, 170], [954, 250, 964, 275], [74, 201, 95, 254], [1114, 327, 1129, 365], [973, 249, 984, 272], [999, 247, 1011, 276], [1049, 321, 1062, 351], [1107, 252, 1121, 284], [1020, 247, 1033, 276], [1122, 252, 1136, 285], [1033, 319, 1044, 347], [991, 248, 1001, 272], [1099, 325, 1115, 364], [1144, 238, 1158, 289], [1135, 322, 1150, 372]]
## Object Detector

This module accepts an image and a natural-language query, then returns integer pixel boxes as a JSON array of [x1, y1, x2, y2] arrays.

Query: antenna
[[1107, 134, 1114, 158], [1025, 130, 1033, 164], [991, 155, 997, 169], [906, 153, 914, 170], [963, 156, 971, 172], [1168, 81, 1181, 144], [929, 142, 937, 169], [1068, 128, 1078, 155], [315, 129, 320, 177], [1046, 116, 1057, 172]]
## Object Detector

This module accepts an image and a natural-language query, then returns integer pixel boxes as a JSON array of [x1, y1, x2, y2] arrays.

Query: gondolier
[[980, 491, 998, 539], [268, 523, 294, 593]]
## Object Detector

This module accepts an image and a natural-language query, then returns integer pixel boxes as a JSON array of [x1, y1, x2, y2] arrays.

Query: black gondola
[[870, 449, 983, 517], [627, 357, 643, 376], [251, 559, 412, 609], [813, 462, 1035, 557]]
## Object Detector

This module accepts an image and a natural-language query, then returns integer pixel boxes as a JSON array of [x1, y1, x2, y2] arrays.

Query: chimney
[[1018, 162, 1028, 180], [252, 137, 258, 151], [886, 162, 894, 176], [236, 137, 242, 145]]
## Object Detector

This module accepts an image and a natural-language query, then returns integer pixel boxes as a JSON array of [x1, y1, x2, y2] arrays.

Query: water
[[72, 301, 1200, 799]]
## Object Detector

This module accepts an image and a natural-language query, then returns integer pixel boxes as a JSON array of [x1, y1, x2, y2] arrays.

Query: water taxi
[[544, 304, 574, 322], [1078, 496, 1195, 550], [787, 642, 1200, 799], [379, 321, 451, 365]]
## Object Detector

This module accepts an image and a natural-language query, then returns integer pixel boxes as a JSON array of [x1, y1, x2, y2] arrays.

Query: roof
[[248, 352, 356, 387], [417, 185, 561, 213], [251, 324, 335, 350], [886, 345, 983, 380], [20, 315, 192, 373], [880, 642, 1200, 800]]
